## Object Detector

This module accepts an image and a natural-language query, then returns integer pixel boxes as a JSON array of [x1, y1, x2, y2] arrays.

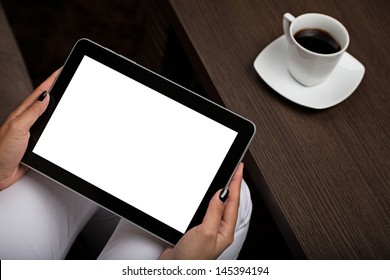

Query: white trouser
[[0, 170, 98, 259], [0, 170, 252, 259]]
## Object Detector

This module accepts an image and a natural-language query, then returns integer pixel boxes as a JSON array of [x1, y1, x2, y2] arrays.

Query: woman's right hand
[[0, 70, 59, 191]]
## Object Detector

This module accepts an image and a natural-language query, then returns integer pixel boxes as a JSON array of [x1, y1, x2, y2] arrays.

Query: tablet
[[22, 38, 256, 245]]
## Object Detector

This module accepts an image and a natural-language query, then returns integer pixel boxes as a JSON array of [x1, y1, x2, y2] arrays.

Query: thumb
[[16, 91, 50, 131], [201, 189, 226, 232]]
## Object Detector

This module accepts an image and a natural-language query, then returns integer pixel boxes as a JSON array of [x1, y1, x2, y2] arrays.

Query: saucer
[[253, 35, 365, 109]]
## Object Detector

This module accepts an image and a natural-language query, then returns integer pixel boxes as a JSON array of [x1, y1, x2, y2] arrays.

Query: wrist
[[0, 165, 28, 191], [158, 247, 176, 260]]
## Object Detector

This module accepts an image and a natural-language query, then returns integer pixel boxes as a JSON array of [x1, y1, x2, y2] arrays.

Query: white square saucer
[[254, 35, 365, 109]]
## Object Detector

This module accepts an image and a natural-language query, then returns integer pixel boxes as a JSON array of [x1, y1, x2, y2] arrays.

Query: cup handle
[[283, 13, 295, 43]]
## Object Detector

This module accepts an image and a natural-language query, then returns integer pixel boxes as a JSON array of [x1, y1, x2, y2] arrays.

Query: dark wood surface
[[162, 0, 390, 259]]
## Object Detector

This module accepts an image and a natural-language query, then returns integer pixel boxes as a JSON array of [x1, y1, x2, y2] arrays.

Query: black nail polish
[[38, 91, 47, 102], [219, 188, 229, 203]]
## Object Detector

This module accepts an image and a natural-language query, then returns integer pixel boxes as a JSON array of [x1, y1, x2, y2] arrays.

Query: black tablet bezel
[[22, 38, 255, 245]]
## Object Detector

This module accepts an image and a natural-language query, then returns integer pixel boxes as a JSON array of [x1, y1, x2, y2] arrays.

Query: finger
[[6, 69, 60, 122]]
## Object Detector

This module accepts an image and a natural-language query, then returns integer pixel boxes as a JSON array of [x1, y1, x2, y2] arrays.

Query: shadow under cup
[[285, 13, 350, 86]]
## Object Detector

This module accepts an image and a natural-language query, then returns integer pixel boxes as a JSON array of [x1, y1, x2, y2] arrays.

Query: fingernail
[[219, 188, 229, 203], [38, 91, 47, 102]]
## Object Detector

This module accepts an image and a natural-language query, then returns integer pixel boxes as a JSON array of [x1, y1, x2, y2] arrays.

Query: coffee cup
[[283, 13, 349, 86]]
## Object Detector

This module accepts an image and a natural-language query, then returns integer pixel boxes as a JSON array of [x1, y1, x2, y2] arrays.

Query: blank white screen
[[33, 56, 237, 233]]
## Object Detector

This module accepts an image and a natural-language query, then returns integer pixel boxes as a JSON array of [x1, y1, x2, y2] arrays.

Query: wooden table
[[148, 0, 390, 259]]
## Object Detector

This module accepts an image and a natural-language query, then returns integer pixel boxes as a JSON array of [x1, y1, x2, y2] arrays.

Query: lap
[[98, 179, 253, 260], [0, 171, 252, 260]]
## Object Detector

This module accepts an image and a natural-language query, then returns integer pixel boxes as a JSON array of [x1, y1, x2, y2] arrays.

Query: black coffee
[[294, 29, 341, 54]]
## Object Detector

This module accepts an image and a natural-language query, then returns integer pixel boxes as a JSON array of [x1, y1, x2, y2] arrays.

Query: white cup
[[283, 13, 349, 86]]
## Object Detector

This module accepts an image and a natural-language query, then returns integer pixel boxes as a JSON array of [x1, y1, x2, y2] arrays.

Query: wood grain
[[163, 0, 390, 259]]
